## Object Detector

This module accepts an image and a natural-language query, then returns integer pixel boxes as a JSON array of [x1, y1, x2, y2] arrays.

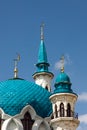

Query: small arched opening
[[21, 112, 34, 130], [55, 104, 58, 118], [45, 86, 48, 90], [67, 103, 71, 117], [60, 103, 64, 117], [0, 116, 1, 130]]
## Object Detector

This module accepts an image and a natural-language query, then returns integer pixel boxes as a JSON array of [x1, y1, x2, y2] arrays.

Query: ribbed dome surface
[[0, 79, 52, 117]]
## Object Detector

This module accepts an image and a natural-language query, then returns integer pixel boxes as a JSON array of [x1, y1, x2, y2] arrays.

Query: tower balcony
[[51, 109, 78, 119]]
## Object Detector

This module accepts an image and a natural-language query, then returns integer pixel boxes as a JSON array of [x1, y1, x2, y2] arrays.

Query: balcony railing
[[51, 109, 78, 119]]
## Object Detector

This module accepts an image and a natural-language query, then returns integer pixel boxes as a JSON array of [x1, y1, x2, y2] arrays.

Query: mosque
[[0, 25, 80, 130]]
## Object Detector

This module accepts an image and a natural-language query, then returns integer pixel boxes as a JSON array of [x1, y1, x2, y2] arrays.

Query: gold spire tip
[[40, 23, 44, 40], [13, 54, 20, 78], [60, 55, 65, 72]]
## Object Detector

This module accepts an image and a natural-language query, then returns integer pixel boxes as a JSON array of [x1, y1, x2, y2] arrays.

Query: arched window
[[55, 104, 58, 117], [21, 112, 34, 130], [60, 103, 64, 117], [45, 86, 48, 90], [0, 116, 1, 130], [67, 103, 71, 117], [0, 115, 3, 130]]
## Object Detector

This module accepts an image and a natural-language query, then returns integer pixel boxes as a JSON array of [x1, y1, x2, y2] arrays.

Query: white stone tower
[[50, 57, 80, 130], [32, 24, 54, 92]]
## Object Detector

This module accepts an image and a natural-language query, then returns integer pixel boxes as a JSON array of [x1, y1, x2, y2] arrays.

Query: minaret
[[50, 56, 80, 130], [32, 24, 54, 92]]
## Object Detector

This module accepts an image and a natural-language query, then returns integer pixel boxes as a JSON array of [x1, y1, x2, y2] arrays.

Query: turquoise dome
[[0, 79, 52, 117], [55, 72, 70, 83], [54, 72, 76, 94]]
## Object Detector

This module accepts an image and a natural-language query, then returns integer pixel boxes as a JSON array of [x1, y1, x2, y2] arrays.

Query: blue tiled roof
[[0, 79, 52, 117]]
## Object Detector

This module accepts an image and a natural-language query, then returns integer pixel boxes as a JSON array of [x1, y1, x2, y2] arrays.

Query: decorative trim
[[15, 105, 37, 119], [1, 118, 23, 130], [32, 119, 50, 130], [33, 71, 54, 79]]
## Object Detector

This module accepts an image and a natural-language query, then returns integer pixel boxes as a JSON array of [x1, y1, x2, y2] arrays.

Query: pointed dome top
[[37, 40, 49, 66], [36, 24, 49, 67], [33, 24, 53, 78]]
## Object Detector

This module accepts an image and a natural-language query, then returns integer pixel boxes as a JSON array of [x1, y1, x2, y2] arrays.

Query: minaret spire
[[40, 23, 44, 40], [37, 23, 49, 66], [14, 54, 20, 78], [33, 24, 54, 92]]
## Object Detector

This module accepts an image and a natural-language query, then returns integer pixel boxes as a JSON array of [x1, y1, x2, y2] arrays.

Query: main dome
[[0, 78, 52, 118]]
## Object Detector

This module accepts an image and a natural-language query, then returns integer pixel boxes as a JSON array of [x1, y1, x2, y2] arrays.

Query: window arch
[[45, 86, 48, 90], [67, 103, 71, 117], [0, 115, 3, 130], [21, 112, 34, 130], [0, 116, 1, 130], [55, 104, 58, 117], [60, 103, 64, 117]]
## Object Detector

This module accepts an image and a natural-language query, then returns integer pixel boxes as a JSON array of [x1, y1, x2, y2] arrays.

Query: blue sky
[[0, 0, 87, 129]]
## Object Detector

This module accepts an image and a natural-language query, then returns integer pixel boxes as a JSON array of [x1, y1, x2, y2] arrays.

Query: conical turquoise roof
[[34, 40, 51, 73], [32, 38, 51, 74], [37, 40, 49, 65], [0, 79, 52, 117], [33, 27, 54, 78]]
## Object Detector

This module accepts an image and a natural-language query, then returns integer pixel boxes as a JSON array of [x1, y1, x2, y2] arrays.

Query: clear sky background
[[0, 0, 87, 129]]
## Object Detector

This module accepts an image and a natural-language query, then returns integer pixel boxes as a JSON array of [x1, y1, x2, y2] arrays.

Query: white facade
[[1, 105, 51, 130], [0, 92, 80, 130], [50, 93, 80, 130], [33, 72, 53, 92]]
